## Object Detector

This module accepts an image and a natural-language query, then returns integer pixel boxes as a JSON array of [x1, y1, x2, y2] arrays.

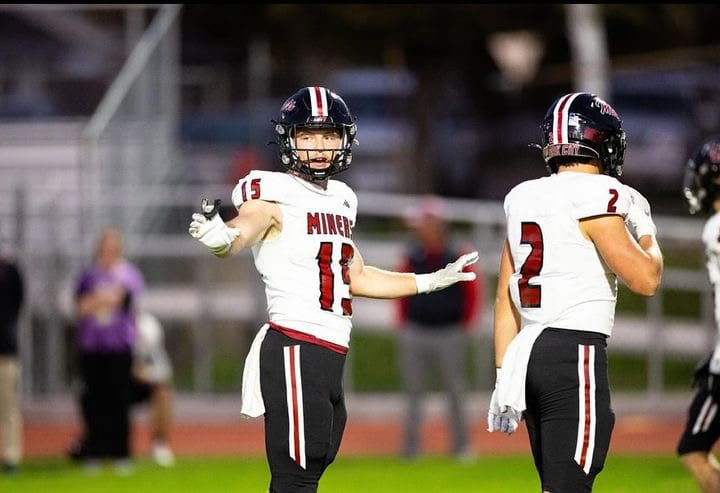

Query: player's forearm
[[619, 236, 663, 296], [493, 319, 519, 368], [493, 295, 520, 367], [221, 231, 251, 257], [220, 213, 271, 256], [350, 266, 417, 299]]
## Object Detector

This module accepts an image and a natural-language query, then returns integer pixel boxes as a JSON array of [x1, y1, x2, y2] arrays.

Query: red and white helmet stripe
[[551, 92, 582, 144], [308, 86, 328, 118]]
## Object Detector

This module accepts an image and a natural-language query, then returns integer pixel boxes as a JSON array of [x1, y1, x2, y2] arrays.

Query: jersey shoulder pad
[[231, 170, 294, 208], [567, 175, 630, 220]]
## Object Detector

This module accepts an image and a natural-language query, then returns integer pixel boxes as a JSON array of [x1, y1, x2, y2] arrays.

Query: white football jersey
[[504, 172, 632, 336], [702, 212, 720, 346], [232, 170, 358, 347]]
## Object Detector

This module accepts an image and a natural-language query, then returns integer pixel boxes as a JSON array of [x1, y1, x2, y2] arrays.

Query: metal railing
[[5, 181, 712, 396]]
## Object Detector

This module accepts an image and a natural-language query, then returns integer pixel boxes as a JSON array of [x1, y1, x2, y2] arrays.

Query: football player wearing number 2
[[188, 86, 478, 493], [487, 92, 663, 492]]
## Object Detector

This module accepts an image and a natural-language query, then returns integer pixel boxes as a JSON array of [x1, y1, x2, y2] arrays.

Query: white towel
[[240, 323, 269, 418], [497, 323, 545, 415]]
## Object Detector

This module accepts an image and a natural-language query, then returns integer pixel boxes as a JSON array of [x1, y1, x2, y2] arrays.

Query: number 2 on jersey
[[519, 222, 544, 308], [607, 188, 619, 213], [316, 242, 353, 316]]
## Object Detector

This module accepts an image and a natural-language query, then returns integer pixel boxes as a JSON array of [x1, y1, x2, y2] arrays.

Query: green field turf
[[0, 454, 697, 492]]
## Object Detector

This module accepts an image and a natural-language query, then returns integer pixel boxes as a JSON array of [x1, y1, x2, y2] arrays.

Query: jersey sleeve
[[569, 176, 631, 220], [231, 170, 292, 209]]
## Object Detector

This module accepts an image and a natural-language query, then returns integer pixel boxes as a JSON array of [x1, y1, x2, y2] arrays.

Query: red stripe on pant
[[289, 346, 301, 465], [579, 345, 591, 469]]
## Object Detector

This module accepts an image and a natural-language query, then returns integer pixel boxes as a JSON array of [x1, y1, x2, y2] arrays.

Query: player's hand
[[188, 199, 241, 255], [414, 251, 478, 294], [487, 392, 520, 434], [624, 186, 656, 239], [487, 369, 521, 435]]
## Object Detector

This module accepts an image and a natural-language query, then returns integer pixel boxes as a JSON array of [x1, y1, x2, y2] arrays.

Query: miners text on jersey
[[307, 212, 352, 238]]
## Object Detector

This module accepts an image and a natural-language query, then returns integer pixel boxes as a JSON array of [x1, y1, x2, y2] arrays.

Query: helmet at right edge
[[683, 136, 720, 215]]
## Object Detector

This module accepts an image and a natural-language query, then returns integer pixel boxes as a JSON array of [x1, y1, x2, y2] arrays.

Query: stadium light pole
[[565, 4, 610, 99]]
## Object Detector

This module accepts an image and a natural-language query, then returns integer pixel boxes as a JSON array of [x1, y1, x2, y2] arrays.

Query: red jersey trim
[[269, 322, 349, 355]]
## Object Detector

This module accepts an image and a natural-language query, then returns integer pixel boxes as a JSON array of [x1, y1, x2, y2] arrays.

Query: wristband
[[414, 273, 432, 294]]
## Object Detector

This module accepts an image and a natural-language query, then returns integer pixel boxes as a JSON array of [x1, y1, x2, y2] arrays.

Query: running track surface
[[23, 393, 690, 459]]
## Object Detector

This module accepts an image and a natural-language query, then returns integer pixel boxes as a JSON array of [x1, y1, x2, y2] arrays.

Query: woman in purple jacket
[[74, 228, 144, 473]]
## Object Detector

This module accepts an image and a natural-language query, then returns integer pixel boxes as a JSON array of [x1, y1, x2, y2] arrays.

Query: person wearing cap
[[395, 195, 483, 460]]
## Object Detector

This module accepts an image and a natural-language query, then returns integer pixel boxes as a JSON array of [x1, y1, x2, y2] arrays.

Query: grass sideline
[[0, 454, 696, 492]]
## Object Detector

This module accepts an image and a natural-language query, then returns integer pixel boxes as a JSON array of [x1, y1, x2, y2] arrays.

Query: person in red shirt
[[395, 196, 483, 460]]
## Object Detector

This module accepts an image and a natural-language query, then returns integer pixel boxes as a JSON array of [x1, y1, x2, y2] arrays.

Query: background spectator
[[73, 228, 144, 474], [131, 310, 175, 467], [395, 196, 483, 460], [0, 250, 24, 474]]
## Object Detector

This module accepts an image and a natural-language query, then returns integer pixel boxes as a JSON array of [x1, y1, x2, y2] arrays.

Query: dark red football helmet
[[683, 136, 720, 215], [539, 92, 627, 177]]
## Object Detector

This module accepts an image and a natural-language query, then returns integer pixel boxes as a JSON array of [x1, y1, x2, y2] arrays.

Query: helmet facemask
[[276, 121, 356, 181]]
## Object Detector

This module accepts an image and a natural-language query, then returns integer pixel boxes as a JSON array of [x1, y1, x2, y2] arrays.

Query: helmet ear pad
[[273, 87, 357, 181], [539, 92, 626, 177]]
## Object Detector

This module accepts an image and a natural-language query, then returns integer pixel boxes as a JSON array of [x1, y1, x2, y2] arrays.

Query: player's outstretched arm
[[349, 247, 478, 299], [188, 198, 280, 257]]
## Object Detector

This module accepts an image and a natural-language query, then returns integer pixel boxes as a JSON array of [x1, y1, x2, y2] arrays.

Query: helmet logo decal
[[552, 93, 582, 144], [592, 98, 619, 119], [308, 86, 328, 117], [708, 143, 720, 163], [281, 98, 296, 113]]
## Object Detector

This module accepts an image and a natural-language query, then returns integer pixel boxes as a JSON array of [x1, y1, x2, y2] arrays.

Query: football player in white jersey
[[677, 136, 720, 493], [188, 86, 478, 492], [487, 92, 663, 492]]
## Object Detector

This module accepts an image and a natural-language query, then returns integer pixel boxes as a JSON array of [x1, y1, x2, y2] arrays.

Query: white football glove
[[487, 368, 521, 435], [624, 186, 656, 239], [414, 251, 479, 294], [188, 199, 241, 255]]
